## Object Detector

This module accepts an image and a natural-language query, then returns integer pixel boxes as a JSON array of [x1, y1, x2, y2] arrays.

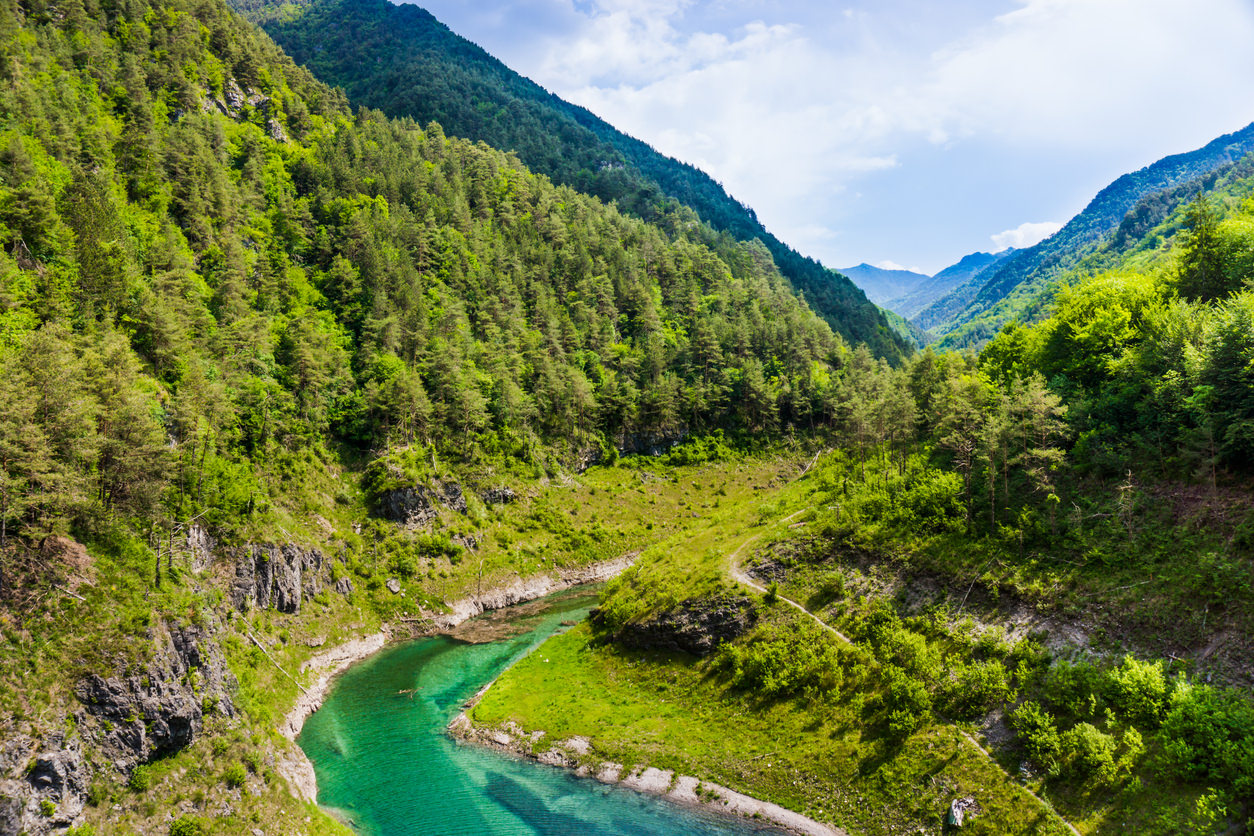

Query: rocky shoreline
[[276, 555, 638, 804], [447, 714, 844, 836]]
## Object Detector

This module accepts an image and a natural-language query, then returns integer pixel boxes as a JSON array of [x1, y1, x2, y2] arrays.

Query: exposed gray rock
[[267, 117, 288, 143], [0, 794, 22, 836], [75, 622, 236, 773], [335, 576, 354, 596], [376, 481, 467, 525], [481, 486, 517, 505], [616, 430, 688, 458], [224, 78, 245, 113], [185, 523, 215, 572], [436, 481, 467, 514], [377, 486, 438, 526], [27, 737, 87, 825], [231, 544, 324, 613], [601, 595, 758, 656], [386, 578, 401, 595], [948, 796, 979, 827]]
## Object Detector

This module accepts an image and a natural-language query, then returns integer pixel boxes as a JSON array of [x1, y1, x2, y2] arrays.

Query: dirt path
[[727, 510, 1081, 836]]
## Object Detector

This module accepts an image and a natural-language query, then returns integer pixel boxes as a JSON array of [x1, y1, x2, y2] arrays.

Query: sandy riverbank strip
[[448, 716, 844, 836], [276, 555, 638, 804]]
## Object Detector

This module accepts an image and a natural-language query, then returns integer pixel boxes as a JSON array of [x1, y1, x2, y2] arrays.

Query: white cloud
[[991, 221, 1062, 252], [413, 0, 1254, 268]]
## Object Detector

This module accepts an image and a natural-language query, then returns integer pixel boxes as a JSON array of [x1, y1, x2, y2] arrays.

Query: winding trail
[[728, 508, 1081, 836]]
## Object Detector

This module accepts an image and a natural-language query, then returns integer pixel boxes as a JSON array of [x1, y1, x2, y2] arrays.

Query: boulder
[[480, 486, 517, 505], [948, 796, 979, 827], [335, 576, 354, 596], [386, 578, 401, 595], [603, 595, 757, 656]]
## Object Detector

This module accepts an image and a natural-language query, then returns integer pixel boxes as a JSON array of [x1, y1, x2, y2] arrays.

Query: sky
[[399, 0, 1254, 275]]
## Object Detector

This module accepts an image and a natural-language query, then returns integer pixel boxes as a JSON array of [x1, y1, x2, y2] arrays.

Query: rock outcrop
[[75, 621, 236, 773], [184, 523, 215, 572], [231, 544, 325, 613], [480, 486, 517, 505], [0, 733, 88, 836], [376, 480, 466, 525], [602, 594, 757, 656]]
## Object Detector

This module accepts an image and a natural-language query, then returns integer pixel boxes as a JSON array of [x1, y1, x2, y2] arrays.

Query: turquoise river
[[298, 587, 788, 835]]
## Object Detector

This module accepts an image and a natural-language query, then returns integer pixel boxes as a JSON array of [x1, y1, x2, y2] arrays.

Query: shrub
[[1042, 660, 1104, 719], [944, 660, 1014, 720], [170, 815, 206, 836], [1162, 681, 1254, 794], [223, 762, 247, 788], [127, 765, 152, 793], [1011, 701, 1061, 775], [39, 799, 55, 817], [721, 624, 844, 700], [1106, 654, 1168, 726], [242, 750, 263, 773], [816, 573, 845, 603], [87, 779, 110, 806], [881, 665, 932, 738], [1060, 722, 1117, 786]]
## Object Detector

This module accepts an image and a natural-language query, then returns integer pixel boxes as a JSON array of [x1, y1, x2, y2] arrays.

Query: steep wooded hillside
[[230, 0, 912, 363], [916, 122, 1254, 347]]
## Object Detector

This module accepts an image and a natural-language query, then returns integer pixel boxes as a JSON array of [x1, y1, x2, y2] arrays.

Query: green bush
[[223, 762, 247, 788], [1042, 660, 1104, 719], [1106, 654, 1168, 726], [39, 799, 55, 817], [242, 750, 263, 773], [943, 659, 1014, 720], [170, 815, 206, 836], [721, 626, 845, 701], [881, 665, 932, 738], [1060, 722, 1117, 785], [1010, 701, 1061, 775], [1162, 681, 1254, 794], [127, 764, 152, 793]]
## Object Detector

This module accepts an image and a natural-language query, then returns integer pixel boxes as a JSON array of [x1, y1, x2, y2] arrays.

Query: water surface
[[299, 587, 786, 835]]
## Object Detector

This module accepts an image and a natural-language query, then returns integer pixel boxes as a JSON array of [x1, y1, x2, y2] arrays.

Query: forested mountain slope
[[229, 0, 912, 363], [916, 121, 1254, 347], [0, 0, 874, 828], [5, 0, 1254, 832]]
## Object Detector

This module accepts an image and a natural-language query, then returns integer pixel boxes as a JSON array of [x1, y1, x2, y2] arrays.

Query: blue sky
[[400, 0, 1254, 275]]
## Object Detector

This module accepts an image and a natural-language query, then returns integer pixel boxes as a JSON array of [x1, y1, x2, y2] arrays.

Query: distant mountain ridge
[[915, 121, 1254, 347], [887, 250, 1016, 321], [232, 0, 911, 362], [837, 263, 931, 306], [837, 250, 1016, 323]]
